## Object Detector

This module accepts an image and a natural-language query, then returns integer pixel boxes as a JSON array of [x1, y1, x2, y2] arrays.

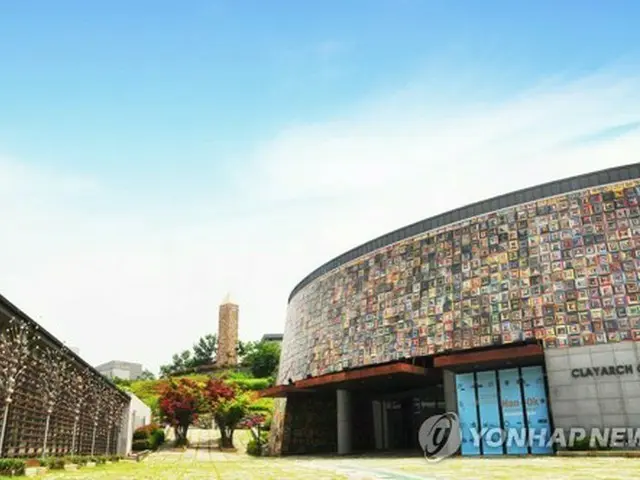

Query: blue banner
[[498, 368, 528, 455], [520, 366, 553, 454], [475, 370, 503, 455], [455, 373, 480, 456]]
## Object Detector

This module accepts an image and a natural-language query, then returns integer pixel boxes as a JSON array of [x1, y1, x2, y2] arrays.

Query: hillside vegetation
[[115, 371, 274, 420]]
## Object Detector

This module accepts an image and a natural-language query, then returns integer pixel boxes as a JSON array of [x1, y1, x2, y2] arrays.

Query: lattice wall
[[0, 310, 129, 458]]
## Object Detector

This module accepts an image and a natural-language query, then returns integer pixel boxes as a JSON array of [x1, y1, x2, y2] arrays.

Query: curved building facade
[[266, 164, 640, 457]]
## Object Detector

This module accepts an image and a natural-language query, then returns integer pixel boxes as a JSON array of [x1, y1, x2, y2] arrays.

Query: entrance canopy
[[433, 343, 544, 371], [259, 362, 441, 398]]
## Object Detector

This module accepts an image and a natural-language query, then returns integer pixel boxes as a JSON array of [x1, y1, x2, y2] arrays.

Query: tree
[[103, 391, 124, 456], [160, 334, 217, 377], [203, 378, 249, 449], [192, 334, 217, 364], [66, 368, 93, 455], [90, 381, 110, 456], [38, 346, 72, 458], [110, 376, 131, 387], [0, 317, 40, 457], [243, 341, 281, 378], [160, 350, 194, 377], [158, 378, 202, 446], [139, 369, 155, 381], [236, 340, 251, 360]]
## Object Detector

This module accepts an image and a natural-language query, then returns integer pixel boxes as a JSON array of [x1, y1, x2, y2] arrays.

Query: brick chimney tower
[[217, 293, 239, 367]]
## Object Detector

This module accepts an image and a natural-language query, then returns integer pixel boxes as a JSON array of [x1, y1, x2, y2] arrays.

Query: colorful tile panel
[[278, 180, 640, 383]]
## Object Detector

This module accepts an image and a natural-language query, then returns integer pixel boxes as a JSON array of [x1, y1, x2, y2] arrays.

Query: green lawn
[[3, 429, 640, 479], [7, 452, 638, 480], [38, 454, 349, 480]]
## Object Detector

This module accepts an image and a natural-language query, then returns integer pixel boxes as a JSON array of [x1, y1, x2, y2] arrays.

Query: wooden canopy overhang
[[258, 362, 438, 398], [260, 342, 545, 398]]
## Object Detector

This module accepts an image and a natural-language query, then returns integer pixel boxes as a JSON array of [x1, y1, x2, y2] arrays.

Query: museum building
[[262, 163, 640, 457]]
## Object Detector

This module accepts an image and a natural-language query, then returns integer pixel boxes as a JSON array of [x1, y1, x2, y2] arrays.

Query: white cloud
[[1, 67, 640, 374]]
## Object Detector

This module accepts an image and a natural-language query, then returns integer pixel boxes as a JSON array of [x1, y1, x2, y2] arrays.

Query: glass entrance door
[[455, 365, 552, 456], [377, 385, 445, 451]]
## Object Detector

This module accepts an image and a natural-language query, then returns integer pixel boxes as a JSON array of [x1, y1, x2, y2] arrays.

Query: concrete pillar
[[337, 389, 352, 455], [443, 369, 457, 413]]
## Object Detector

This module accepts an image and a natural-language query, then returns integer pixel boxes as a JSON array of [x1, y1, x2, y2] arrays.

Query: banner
[[498, 368, 528, 455], [521, 366, 553, 454], [476, 370, 503, 455], [455, 373, 480, 455]]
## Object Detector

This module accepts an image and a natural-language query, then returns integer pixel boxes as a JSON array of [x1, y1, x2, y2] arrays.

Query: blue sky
[[1, 1, 639, 373], [2, 1, 637, 196]]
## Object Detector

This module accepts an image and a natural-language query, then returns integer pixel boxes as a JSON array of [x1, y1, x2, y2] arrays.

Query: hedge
[[132, 424, 165, 451], [0, 459, 26, 476], [132, 439, 151, 451]]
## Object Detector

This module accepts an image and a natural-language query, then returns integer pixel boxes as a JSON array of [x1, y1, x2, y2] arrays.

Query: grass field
[[3, 429, 640, 479], [19, 453, 640, 480]]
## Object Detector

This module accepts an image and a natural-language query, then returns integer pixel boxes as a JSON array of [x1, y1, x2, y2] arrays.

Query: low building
[[96, 360, 144, 381], [261, 333, 284, 343]]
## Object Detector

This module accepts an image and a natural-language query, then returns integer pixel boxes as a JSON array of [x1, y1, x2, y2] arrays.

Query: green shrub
[[74, 456, 88, 465], [42, 457, 66, 470], [0, 458, 26, 476], [247, 397, 274, 414], [109, 455, 121, 462], [64, 455, 88, 466], [132, 439, 150, 451], [246, 428, 269, 456], [149, 428, 165, 450], [133, 423, 160, 440], [224, 370, 252, 380], [246, 438, 261, 456], [228, 377, 271, 391], [263, 415, 272, 431], [132, 429, 148, 440]]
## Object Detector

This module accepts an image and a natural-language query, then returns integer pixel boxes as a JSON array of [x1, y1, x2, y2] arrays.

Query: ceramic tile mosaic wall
[[278, 179, 640, 384]]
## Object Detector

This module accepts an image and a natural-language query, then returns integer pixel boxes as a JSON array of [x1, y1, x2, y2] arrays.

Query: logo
[[418, 412, 461, 462]]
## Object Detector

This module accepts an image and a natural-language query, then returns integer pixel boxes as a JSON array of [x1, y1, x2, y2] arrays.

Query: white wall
[[117, 392, 152, 455], [546, 342, 640, 432]]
